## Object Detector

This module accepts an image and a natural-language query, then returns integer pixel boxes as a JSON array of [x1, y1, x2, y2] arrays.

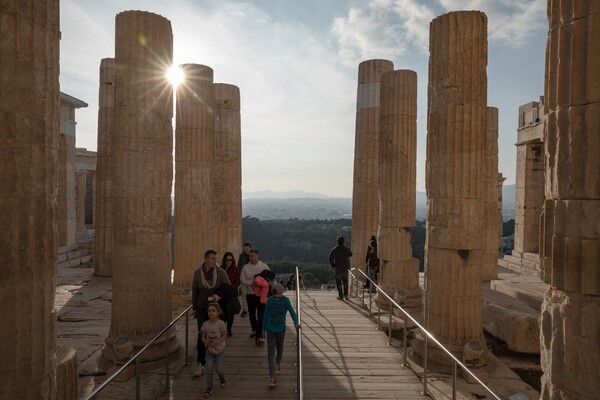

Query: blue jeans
[[267, 330, 286, 378], [195, 308, 209, 365], [205, 350, 225, 389]]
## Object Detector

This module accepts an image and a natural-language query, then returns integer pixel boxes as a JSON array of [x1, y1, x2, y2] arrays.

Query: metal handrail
[[349, 268, 501, 400], [85, 304, 193, 400], [294, 266, 304, 400]]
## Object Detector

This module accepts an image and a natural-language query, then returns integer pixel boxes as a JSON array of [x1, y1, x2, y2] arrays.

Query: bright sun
[[166, 65, 184, 87]]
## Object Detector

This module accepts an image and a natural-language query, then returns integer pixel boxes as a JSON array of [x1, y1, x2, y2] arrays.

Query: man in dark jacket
[[328, 235, 352, 300]]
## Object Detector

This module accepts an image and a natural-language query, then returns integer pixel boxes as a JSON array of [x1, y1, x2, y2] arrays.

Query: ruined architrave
[[351, 59, 394, 290], [414, 11, 488, 368], [482, 107, 500, 281], [540, 2, 600, 398], [377, 70, 421, 310], [106, 11, 178, 361], [94, 58, 116, 277], [173, 64, 215, 288], [213, 83, 242, 259], [0, 1, 62, 398]]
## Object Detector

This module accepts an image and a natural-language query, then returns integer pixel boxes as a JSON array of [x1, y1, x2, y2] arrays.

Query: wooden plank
[[158, 291, 423, 399]]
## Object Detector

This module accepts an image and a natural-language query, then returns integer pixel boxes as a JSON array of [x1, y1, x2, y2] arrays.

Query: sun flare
[[166, 65, 184, 87]]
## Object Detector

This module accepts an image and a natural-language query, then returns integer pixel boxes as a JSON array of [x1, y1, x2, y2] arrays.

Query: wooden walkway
[[159, 290, 424, 399]]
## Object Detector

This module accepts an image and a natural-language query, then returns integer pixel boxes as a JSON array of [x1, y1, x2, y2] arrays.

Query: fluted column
[[351, 59, 394, 290], [105, 11, 178, 361], [173, 64, 215, 288], [75, 171, 87, 235], [377, 70, 421, 310], [213, 83, 242, 258], [415, 11, 488, 368], [540, 1, 600, 398], [94, 58, 115, 277], [0, 0, 61, 398], [482, 107, 500, 281]]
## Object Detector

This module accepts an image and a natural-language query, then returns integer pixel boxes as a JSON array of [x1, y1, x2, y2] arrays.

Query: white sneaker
[[194, 364, 205, 377]]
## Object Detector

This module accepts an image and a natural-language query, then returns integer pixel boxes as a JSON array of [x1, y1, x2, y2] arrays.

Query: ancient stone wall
[[0, 1, 62, 398], [173, 64, 215, 288], [416, 11, 488, 366], [95, 58, 115, 277], [540, 2, 600, 398], [482, 107, 500, 281], [351, 59, 394, 283], [213, 83, 242, 259], [377, 69, 421, 308], [107, 11, 178, 358]]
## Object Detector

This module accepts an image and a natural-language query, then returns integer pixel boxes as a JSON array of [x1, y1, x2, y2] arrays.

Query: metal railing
[[85, 304, 193, 400], [349, 268, 501, 400], [294, 266, 304, 400]]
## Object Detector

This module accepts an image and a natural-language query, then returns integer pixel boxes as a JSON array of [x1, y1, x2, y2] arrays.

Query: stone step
[[58, 243, 78, 255], [490, 274, 547, 312], [78, 248, 89, 257], [66, 250, 80, 260], [80, 254, 93, 264], [59, 258, 81, 268]]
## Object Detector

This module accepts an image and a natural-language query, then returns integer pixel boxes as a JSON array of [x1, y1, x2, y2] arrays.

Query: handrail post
[[165, 336, 170, 393], [377, 288, 381, 329], [422, 333, 428, 396], [452, 359, 457, 400], [368, 284, 373, 315], [388, 304, 392, 346], [136, 356, 141, 400], [402, 315, 408, 367], [185, 311, 189, 366]]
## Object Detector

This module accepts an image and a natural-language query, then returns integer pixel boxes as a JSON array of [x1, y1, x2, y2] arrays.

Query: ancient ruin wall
[[213, 83, 242, 259], [108, 11, 175, 349], [377, 70, 420, 306], [0, 1, 61, 398], [94, 58, 115, 277], [351, 59, 394, 279], [418, 11, 488, 364], [173, 64, 215, 288], [540, 2, 600, 398], [482, 107, 500, 281]]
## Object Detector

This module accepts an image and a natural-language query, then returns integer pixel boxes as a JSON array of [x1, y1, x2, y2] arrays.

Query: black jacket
[[328, 244, 352, 270]]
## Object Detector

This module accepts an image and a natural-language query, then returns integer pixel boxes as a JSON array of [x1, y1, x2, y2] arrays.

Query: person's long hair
[[221, 252, 237, 270]]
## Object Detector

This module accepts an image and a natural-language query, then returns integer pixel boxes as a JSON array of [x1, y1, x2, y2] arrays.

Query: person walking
[[240, 249, 270, 345], [262, 283, 301, 388], [365, 235, 380, 291], [238, 241, 252, 317], [192, 250, 231, 377], [201, 302, 227, 397], [220, 252, 240, 337], [328, 235, 352, 300]]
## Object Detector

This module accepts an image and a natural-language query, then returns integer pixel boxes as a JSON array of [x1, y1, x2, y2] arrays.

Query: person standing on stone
[[240, 249, 270, 345], [192, 250, 231, 377], [201, 302, 227, 397], [328, 235, 352, 300], [220, 252, 240, 337], [238, 241, 252, 317], [262, 283, 301, 388], [365, 235, 380, 291]]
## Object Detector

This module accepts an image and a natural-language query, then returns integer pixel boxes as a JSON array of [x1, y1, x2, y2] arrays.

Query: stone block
[[80, 255, 92, 264], [66, 250, 80, 260], [57, 253, 68, 263], [59, 243, 78, 255], [483, 286, 540, 354], [56, 346, 78, 400], [106, 364, 136, 382]]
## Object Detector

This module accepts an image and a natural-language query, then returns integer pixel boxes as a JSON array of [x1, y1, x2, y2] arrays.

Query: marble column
[[75, 171, 87, 236], [482, 107, 500, 281], [173, 64, 215, 289], [94, 58, 115, 277], [540, 2, 600, 398], [0, 0, 61, 398], [105, 11, 178, 362], [351, 59, 394, 291], [377, 69, 421, 310], [414, 11, 488, 368], [213, 83, 242, 259], [58, 118, 77, 247]]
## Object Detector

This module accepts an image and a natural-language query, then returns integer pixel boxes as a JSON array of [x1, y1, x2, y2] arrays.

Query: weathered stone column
[[414, 11, 488, 368], [58, 104, 78, 247], [482, 107, 500, 281], [540, 2, 600, 398], [173, 64, 215, 289], [0, 0, 61, 398], [377, 70, 421, 310], [213, 83, 242, 258], [94, 58, 115, 277], [75, 171, 87, 236], [105, 11, 179, 362], [351, 59, 394, 291]]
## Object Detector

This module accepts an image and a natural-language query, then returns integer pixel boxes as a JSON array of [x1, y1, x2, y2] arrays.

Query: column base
[[411, 331, 487, 374]]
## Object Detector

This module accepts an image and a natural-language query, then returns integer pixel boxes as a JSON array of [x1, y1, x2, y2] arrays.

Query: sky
[[60, 0, 547, 198]]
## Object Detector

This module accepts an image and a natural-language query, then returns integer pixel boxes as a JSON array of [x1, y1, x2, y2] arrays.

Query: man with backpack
[[240, 249, 271, 346], [328, 235, 352, 300]]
